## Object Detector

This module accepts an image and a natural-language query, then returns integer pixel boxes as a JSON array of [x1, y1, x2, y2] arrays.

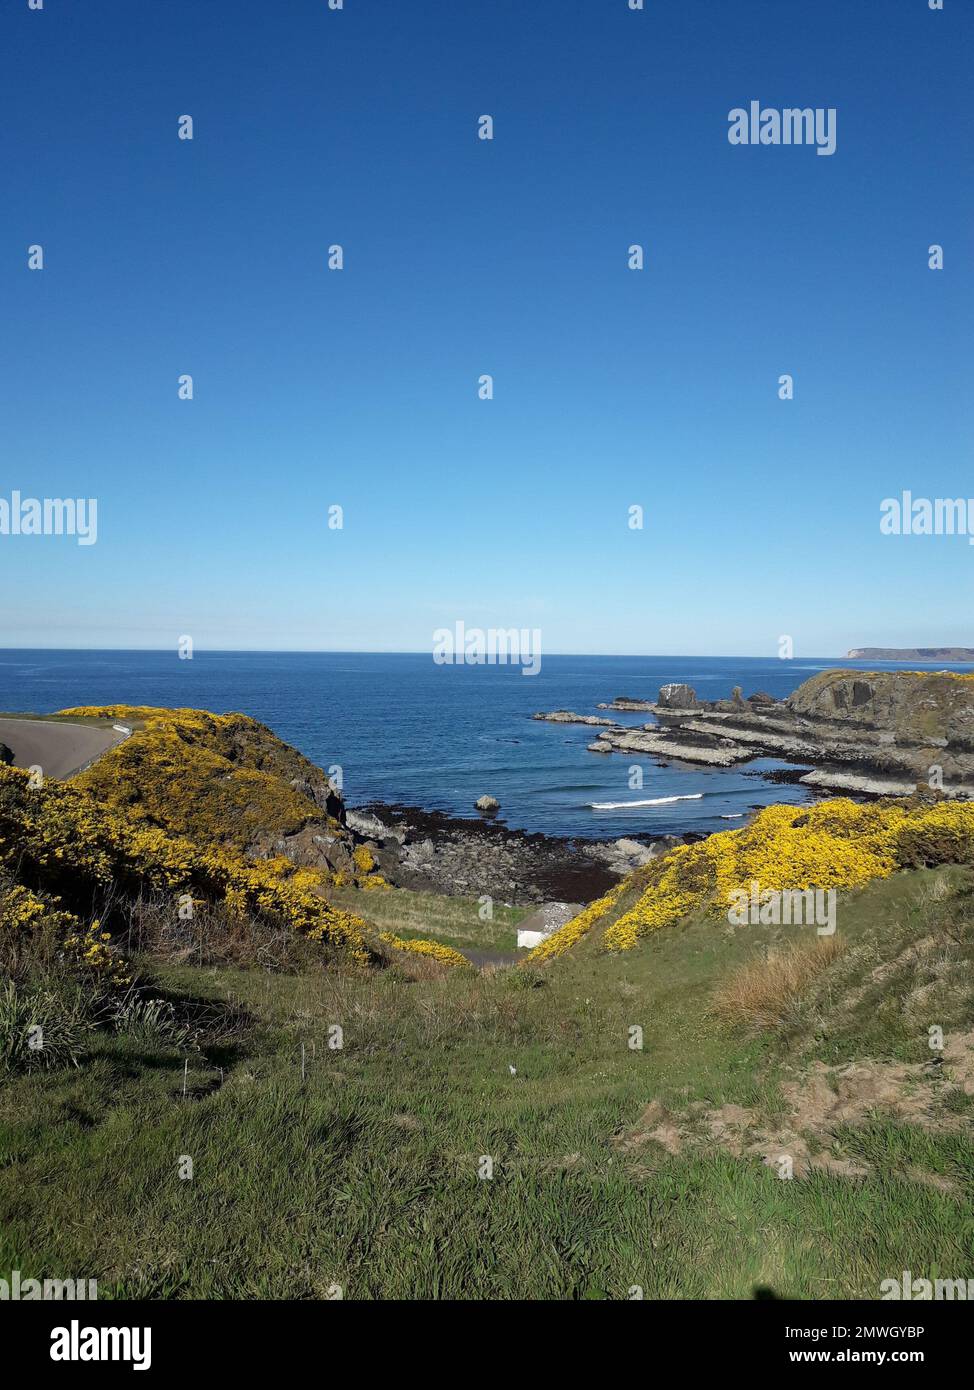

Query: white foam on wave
[[589, 793, 704, 809], [720, 813, 745, 819]]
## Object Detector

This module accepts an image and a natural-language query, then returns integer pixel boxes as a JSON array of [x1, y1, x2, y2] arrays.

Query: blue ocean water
[[2, 651, 972, 840]]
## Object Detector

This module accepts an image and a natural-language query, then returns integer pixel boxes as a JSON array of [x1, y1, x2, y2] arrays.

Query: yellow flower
[[379, 932, 469, 968], [528, 796, 974, 958], [352, 845, 376, 875]]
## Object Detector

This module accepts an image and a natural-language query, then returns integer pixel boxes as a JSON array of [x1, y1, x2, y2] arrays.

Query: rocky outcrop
[[475, 794, 500, 816], [63, 704, 365, 877], [787, 670, 974, 739], [658, 683, 699, 710], [288, 774, 344, 822], [587, 725, 754, 767], [586, 836, 676, 873], [0, 742, 12, 766], [549, 670, 974, 798], [533, 710, 616, 726], [597, 697, 655, 712]]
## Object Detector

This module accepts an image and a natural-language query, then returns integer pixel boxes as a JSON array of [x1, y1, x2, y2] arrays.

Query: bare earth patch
[[622, 1031, 974, 1184]]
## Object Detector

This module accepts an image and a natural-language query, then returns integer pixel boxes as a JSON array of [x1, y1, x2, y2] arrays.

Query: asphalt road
[[0, 717, 126, 780]]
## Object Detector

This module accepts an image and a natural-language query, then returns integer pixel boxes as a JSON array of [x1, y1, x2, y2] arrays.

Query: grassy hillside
[[1, 866, 972, 1298], [327, 883, 529, 955], [2, 707, 973, 1298], [0, 708, 458, 982]]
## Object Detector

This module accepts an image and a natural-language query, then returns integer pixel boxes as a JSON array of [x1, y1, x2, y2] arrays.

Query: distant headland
[[846, 647, 974, 661]]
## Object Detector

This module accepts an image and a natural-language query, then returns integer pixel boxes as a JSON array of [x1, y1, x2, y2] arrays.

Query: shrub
[[352, 845, 376, 874], [530, 797, 974, 959], [378, 932, 469, 968], [889, 803, 974, 870], [525, 885, 625, 962], [0, 763, 375, 966], [109, 991, 193, 1050], [125, 894, 324, 973], [0, 976, 100, 1072], [62, 706, 340, 856], [0, 873, 128, 986]]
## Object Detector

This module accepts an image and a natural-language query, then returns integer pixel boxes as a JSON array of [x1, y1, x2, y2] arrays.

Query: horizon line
[[0, 646, 954, 661]]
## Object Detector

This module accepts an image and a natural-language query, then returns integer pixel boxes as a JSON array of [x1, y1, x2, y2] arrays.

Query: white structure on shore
[[516, 901, 583, 950]]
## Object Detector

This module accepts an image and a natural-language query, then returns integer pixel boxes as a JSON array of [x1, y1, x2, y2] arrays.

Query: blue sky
[[1, 0, 971, 655]]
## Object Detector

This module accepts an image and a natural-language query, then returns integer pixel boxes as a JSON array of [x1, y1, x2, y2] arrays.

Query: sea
[[1, 651, 971, 841]]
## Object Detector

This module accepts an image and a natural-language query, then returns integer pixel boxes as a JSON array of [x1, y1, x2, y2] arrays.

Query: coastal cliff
[[542, 669, 974, 797]]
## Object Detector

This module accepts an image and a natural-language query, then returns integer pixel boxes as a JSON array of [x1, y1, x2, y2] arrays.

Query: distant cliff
[[847, 647, 974, 661]]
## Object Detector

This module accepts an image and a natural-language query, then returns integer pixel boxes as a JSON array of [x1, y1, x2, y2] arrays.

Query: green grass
[[791, 868, 974, 1066], [1, 869, 972, 1299], [328, 883, 530, 954], [834, 1119, 974, 1186]]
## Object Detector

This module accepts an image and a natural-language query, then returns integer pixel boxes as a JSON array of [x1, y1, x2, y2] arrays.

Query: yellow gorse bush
[[2, 708, 461, 972], [0, 876, 130, 985], [61, 919, 131, 985], [350, 843, 388, 890], [62, 705, 352, 863], [525, 884, 625, 962], [0, 883, 51, 932], [352, 845, 376, 874], [0, 762, 375, 967], [378, 932, 469, 968], [528, 796, 974, 960]]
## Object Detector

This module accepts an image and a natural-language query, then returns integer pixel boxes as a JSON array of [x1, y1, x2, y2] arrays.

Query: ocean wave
[[589, 793, 704, 809], [720, 813, 745, 819]]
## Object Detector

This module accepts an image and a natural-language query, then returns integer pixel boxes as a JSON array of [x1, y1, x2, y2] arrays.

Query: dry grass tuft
[[125, 896, 328, 973], [711, 935, 845, 1034]]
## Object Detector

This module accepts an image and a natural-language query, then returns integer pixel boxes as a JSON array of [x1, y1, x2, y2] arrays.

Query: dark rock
[[347, 802, 686, 905], [658, 683, 698, 710], [852, 679, 875, 708], [289, 775, 344, 822]]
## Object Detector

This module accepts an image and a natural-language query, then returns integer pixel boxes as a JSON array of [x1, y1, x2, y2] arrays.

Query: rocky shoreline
[[318, 669, 974, 908], [345, 802, 694, 906], [536, 669, 974, 799]]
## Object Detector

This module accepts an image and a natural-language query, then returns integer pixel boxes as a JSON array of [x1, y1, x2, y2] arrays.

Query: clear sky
[[1, 0, 971, 656]]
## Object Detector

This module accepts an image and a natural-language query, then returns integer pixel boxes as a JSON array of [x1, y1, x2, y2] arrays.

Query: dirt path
[[0, 717, 127, 780], [464, 949, 520, 970]]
